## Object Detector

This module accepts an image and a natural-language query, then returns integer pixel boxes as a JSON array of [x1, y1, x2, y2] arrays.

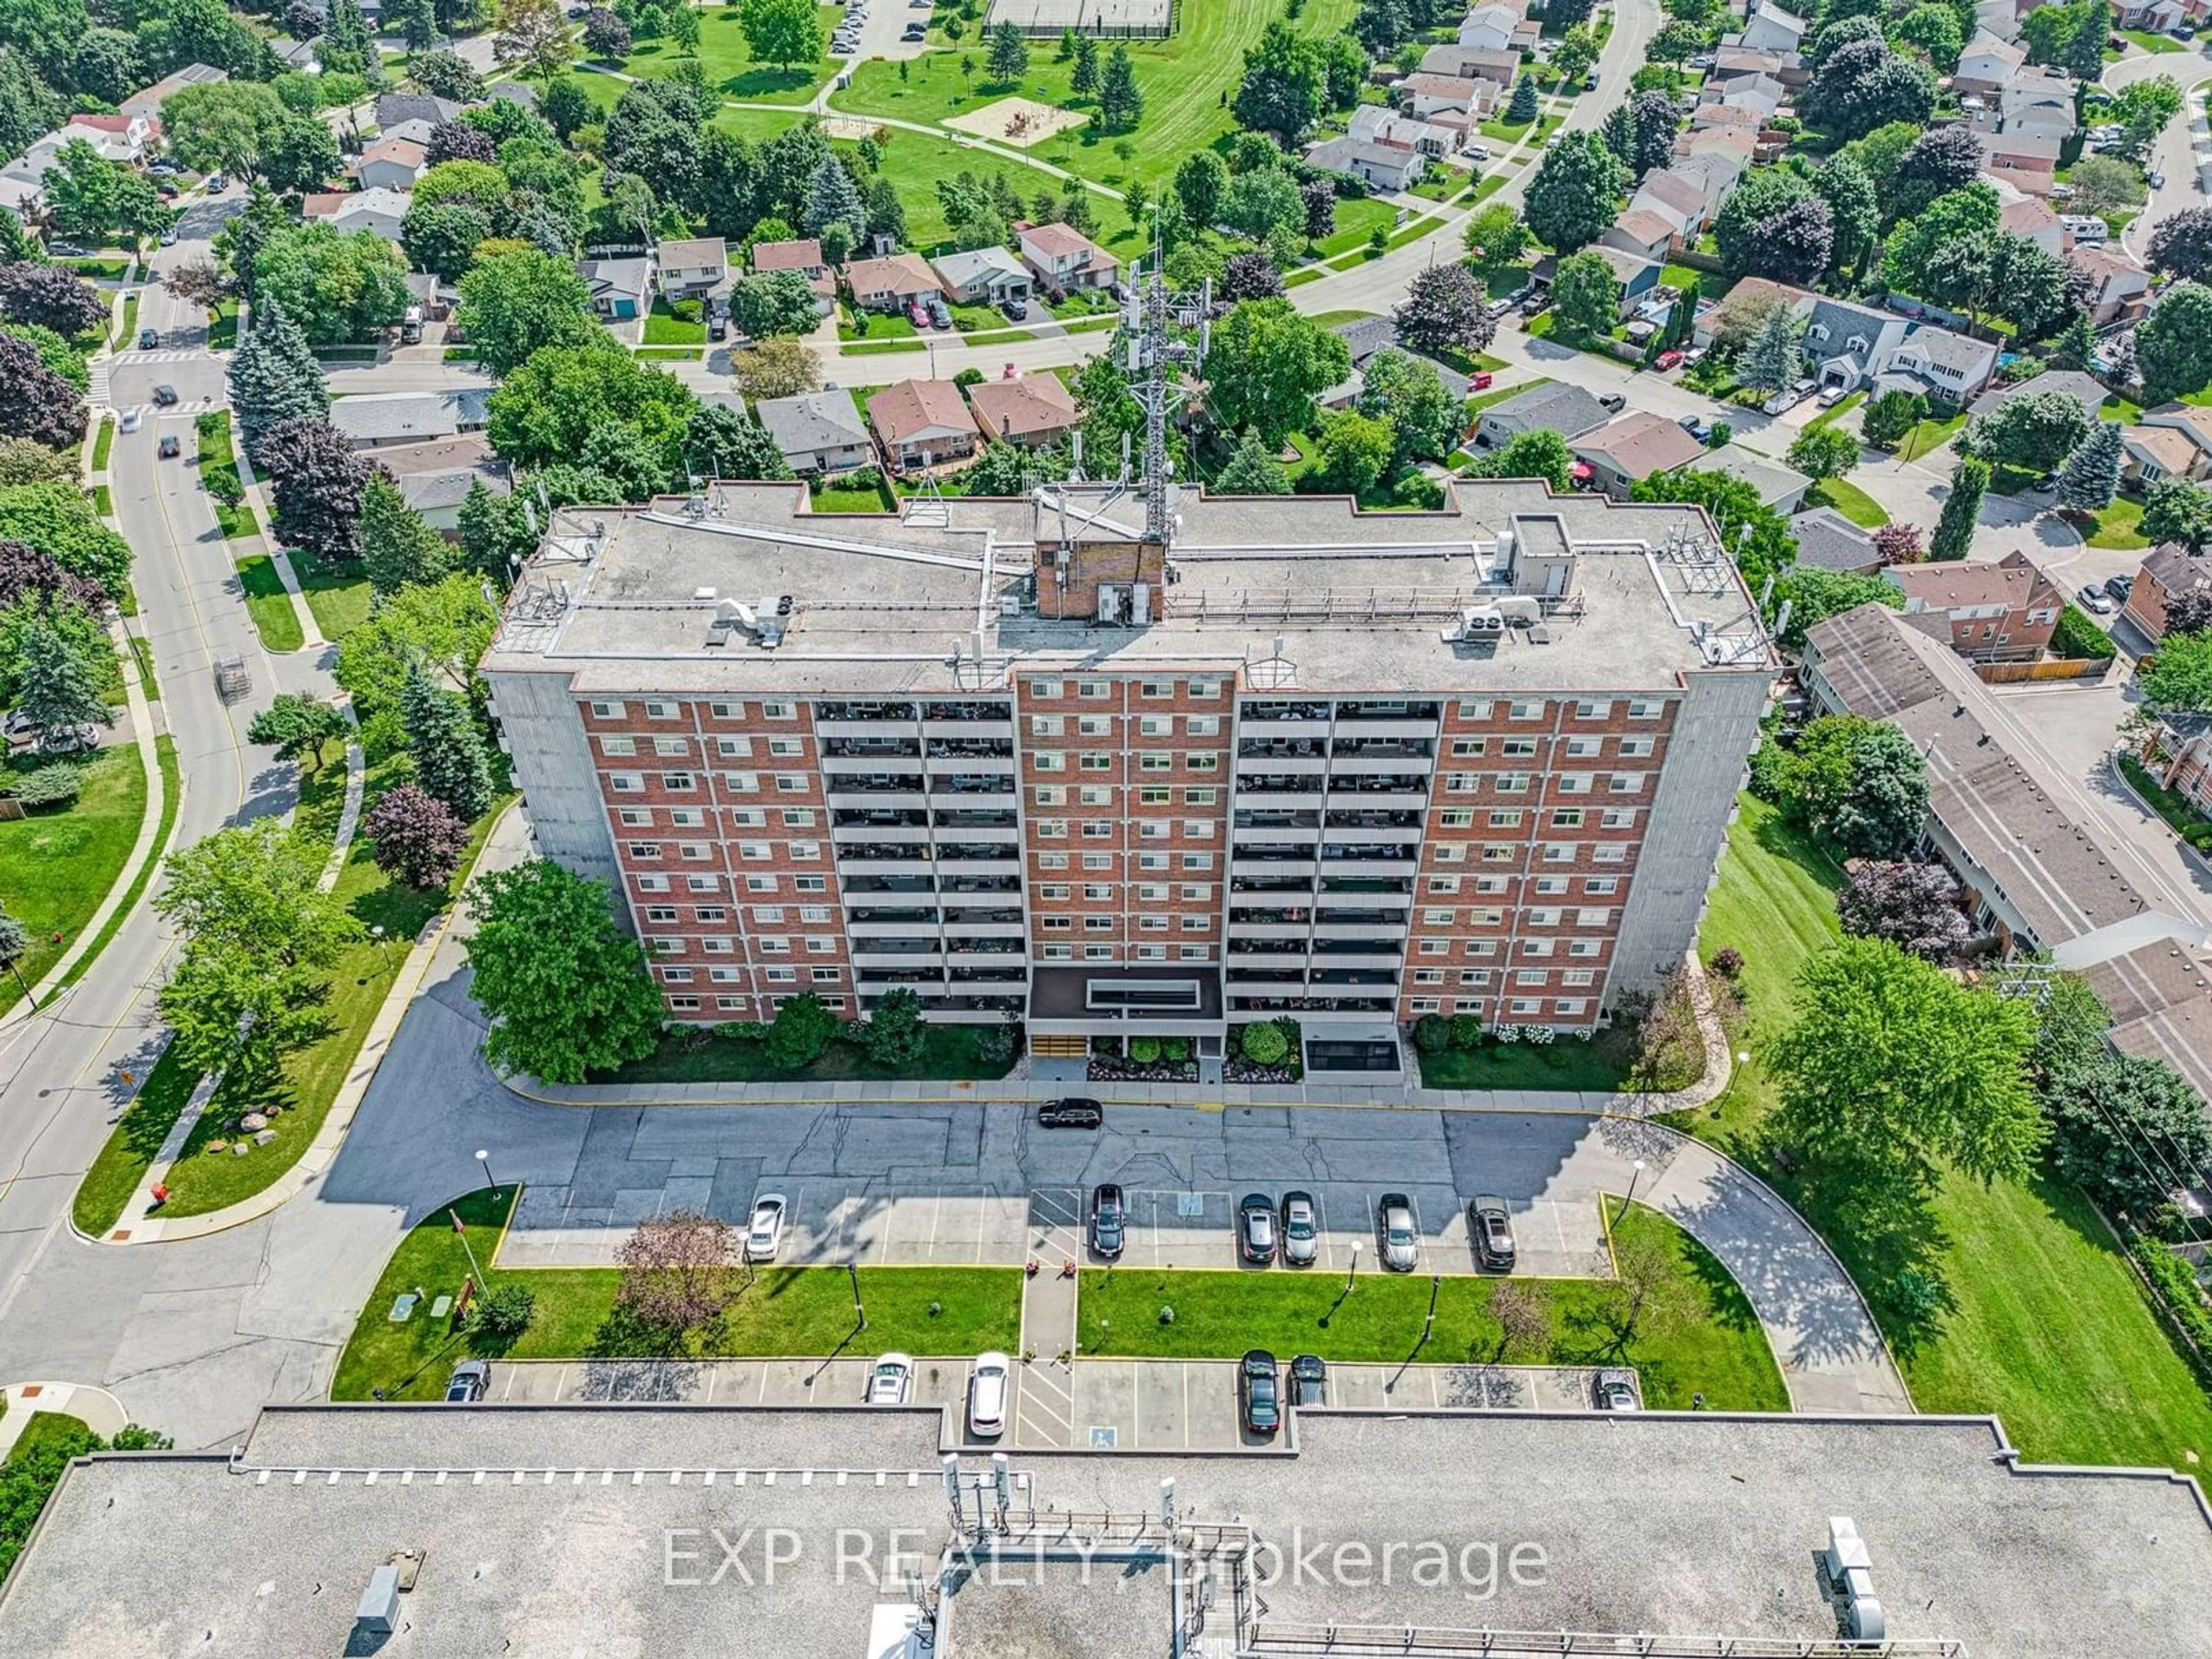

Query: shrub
[[955, 366, 984, 388], [1161, 1036, 1188, 1061], [2051, 604, 2119, 662], [975, 1020, 1019, 1065], [2130, 1233, 2212, 1357], [766, 993, 837, 1069], [1448, 1012, 1483, 1050], [1707, 946, 1744, 979], [3, 762, 85, 809], [1240, 1021, 1289, 1066], [467, 1281, 536, 1337], [847, 467, 882, 491], [1414, 1013, 1450, 1053], [1128, 1035, 1162, 1065]]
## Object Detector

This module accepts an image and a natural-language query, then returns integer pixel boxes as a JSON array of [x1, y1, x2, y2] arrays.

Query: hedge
[[2129, 1232, 2212, 1361], [2051, 604, 2118, 663]]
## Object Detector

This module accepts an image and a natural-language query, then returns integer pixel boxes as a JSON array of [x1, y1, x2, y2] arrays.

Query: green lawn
[[70, 1040, 197, 1237], [1080, 1202, 1787, 1412], [840, 308, 918, 342], [1415, 1022, 1675, 1093], [1464, 377, 1549, 418], [109, 290, 138, 353], [2120, 26, 2186, 51], [1312, 196, 1399, 258], [1305, 309, 1379, 329], [622, 5, 846, 103], [57, 734, 176, 1000], [2081, 492, 2150, 550], [234, 556, 304, 654], [1806, 389, 1865, 430], [92, 485, 112, 517], [811, 480, 895, 512], [643, 297, 706, 344], [835, 0, 1356, 193], [297, 561, 373, 641], [207, 301, 237, 350], [153, 763, 510, 1217], [59, 255, 130, 282], [331, 1185, 1025, 1400], [1669, 795, 2212, 1471], [90, 416, 113, 472], [0, 744, 148, 1018], [1896, 411, 1967, 460], [1805, 476, 1887, 528], [600, 1022, 1018, 1085], [130, 637, 158, 700]]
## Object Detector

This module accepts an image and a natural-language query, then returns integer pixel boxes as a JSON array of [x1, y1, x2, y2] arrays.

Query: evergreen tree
[[400, 658, 495, 821], [14, 616, 110, 733], [1930, 454, 1988, 562], [456, 477, 537, 579], [1214, 427, 1291, 494], [1097, 44, 1142, 131], [2056, 421, 2123, 513], [986, 20, 1029, 81], [227, 298, 328, 461], [2050, 310, 2099, 370], [1738, 303, 1804, 393], [323, 0, 376, 75], [1508, 74, 1539, 124], [1070, 33, 1100, 94], [802, 157, 865, 244], [360, 475, 457, 592]]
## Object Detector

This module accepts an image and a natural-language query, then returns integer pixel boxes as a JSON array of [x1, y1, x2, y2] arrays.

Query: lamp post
[[1615, 1158, 1646, 1228], [370, 923, 388, 974], [476, 1148, 496, 1194], [849, 1259, 866, 1331]]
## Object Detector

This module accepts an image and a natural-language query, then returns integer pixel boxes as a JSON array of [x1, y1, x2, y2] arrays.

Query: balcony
[[942, 918, 1026, 939], [833, 810, 929, 834], [817, 700, 919, 725], [1327, 774, 1429, 797], [852, 945, 946, 968], [1320, 823, 1423, 846], [836, 844, 932, 866], [941, 873, 1021, 894], [1234, 745, 1327, 768], [854, 967, 947, 987], [921, 701, 1012, 725], [843, 873, 936, 896], [1332, 737, 1433, 759], [925, 737, 1014, 758], [1226, 920, 1309, 941], [1329, 752, 1434, 775], [929, 775, 1016, 797], [1318, 875, 1412, 895], [1312, 914, 1406, 935], [849, 917, 939, 938], [1230, 849, 1317, 872], [934, 806, 1018, 830], [1335, 703, 1440, 725], [1223, 967, 1308, 986], [824, 738, 919, 761], [1229, 825, 1318, 850], [1236, 773, 1325, 796], [826, 783, 928, 813], [814, 719, 916, 742]]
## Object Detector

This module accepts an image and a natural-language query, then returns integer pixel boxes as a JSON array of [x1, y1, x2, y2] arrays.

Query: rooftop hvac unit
[[355, 1565, 400, 1635], [1455, 605, 1505, 639], [999, 593, 1023, 617], [1495, 596, 1541, 626]]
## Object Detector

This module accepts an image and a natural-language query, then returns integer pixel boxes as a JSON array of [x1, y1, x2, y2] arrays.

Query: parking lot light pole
[[476, 1149, 497, 1194], [1346, 1237, 1360, 1290], [1615, 1158, 1646, 1228], [849, 1260, 866, 1331], [1415, 1273, 1439, 1357]]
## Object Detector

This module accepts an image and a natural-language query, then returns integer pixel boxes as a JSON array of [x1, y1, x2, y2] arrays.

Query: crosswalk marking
[[109, 349, 217, 365]]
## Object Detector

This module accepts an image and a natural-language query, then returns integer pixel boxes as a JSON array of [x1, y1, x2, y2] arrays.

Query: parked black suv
[[1090, 1183, 1125, 1256], [1037, 1097, 1103, 1128]]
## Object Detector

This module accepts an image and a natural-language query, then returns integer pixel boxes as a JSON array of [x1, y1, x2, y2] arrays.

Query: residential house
[[119, 63, 224, 122], [1673, 126, 1758, 169], [1953, 35, 2027, 99], [1017, 223, 1118, 294], [931, 245, 1033, 305], [1627, 168, 1709, 238], [967, 374, 1082, 449], [843, 251, 940, 312], [1885, 549, 2063, 662], [1668, 150, 1752, 214], [372, 436, 512, 535], [1688, 101, 1766, 135], [753, 388, 873, 476], [2133, 405, 2212, 482], [1586, 245, 1664, 315], [2001, 69, 2079, 139], [1602, 209, 1677, 262], [1346, 104, 1459, 156], [55, 113, 159, 165], [1789, 505, 1883, 575], [866, 379, 982, 470], [656, 236, 728, 301], [2070, 244, 2153, 324], [1399, 72, 1486, 118], [1714, 73, 1787, 116], [301, 187, 410, 241], [1700, 443, 1811, 513], [1694, 276, 1811, 349], [1974, 129, 2063, 194], [1331, 317, 1473, 399], [1710, 45, 1794, 81], [1997, 195, 2064, 257], [751, 238, 836, 313], [1734, 0, 1808, 52], [1472, 381, 1611, 449], [2122, 543, 2211, 642], [1457, 3, 1521, 50], [1426, 109, 1486, 150], [1884, 325, 2001, 403], [2125, 423, 2203, 488], [355, 136, 426, 192], [1971, 0, 2024, 40], [268, 36, 319, 72], [1798, 296, 1908, 391], [1418, 45, 1521, 87], [1571, 412, 1706, 499], [578, 256, 652, 321], [378, 116, 440, 150], [1304, 136, 1427, 192], [373, 93, 460, 132], [327, 389, 491, 449], [1968, 369, 2109, 425]]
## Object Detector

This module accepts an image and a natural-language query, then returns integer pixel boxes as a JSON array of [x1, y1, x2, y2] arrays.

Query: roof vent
[[695, 586, 718, 602], [355, 1565, 400, 1635]]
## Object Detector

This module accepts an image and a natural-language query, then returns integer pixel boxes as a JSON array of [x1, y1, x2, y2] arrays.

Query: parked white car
[[745, 1193, 788, 1260], [866, 1353, 915, 1405], [968, 1351, 1011, 1437]]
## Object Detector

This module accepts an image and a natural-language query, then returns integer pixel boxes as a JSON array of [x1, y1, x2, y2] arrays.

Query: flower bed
[[1088, 1033, 1200, 1084], [1225, 1018, 1303, 1084]]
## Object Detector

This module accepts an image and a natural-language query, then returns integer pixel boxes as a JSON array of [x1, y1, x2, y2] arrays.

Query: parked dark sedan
[[1090, 1183, 1125, 1258], [1237, 1192, 1277, 1264], [1037, 1097, 1102, 1128], [1239, 1349, 1281, 1435], [1471, 1195, 1517, 1272], [1289, 1353, 1326, 1407]]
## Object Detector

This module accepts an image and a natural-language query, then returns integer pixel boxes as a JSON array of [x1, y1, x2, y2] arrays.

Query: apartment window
[[746, 876, 778, 893], [610, 773, 643, 793], [588, 700, 624, 718], [1181, 884, 1210, 902], [765, 967, 798, 984], [730, 808, 766, 828], [1584, 877, 1619, 895], [1627, 699, 1664, 719], [1031, 715, 1063, 737], [1574, 699, 1612, 719], [1041, 916, 1073, 931], [1440, 808, 1474, 827], [1085, 944, 1115, 960], [1187, 715, 1220, 737], [704, 939, 734, 956], [662, 969, 694, 987], [601, 736, 637, 757], [1137, 883, 1169, 902], [782, 809, 816, 828], [637, 876, 672, 893], [1553, 809, 1585, 829], [754, 906, 785, 923], [1509, 699, 1544, 720], [679, 843, 711, 862], [1082, 822, 1114, 839], [1031, 678, 1064, 700], [1035, 819, 1067, 838], [1569, 940, 1602, 957], [1184, 819, 1215, 839], [671, 809, 705, 828], [709, 966, 739, 982], [1180, 944, 1212, 961], [1508, 996, 1542, 1014], [1138, 851, 1169, 870], [1084, 916, 1114, 931], [1414, 969, 1445, 985], [1418, 940, 1450, 956], [1446, 774, 1479, 794], [644, 906, 679, 925], [723, 772, 758, 793], [1037, 853, 1069, 870], [790, 842, 821, 861], [1184, 853, 1213, 870], [1558, 774, 1591, 796], [1450, 738, 1486, 757], [1138, 715, 1172, 737], [1564, 969, 1596, 987], [811, 967, 840, 984], [1034, 786, 1066, 806], [738, 842, 770, 861], [1501, 739, 1536, 759], [1083, 883, 1113, 901], [709, 702, 743, 719], [768, 738, 804, 757], [1138, 944, 1169, 960], [1466, 938, 1498, 956], [627, 842, 662, 859], [1410, 997, 1442, 1014], [1180, 915, 1209, 932], [1487, 811, 1522, 829], [644, 700, 675, 719], [1457, 699, 1494, 719], [1033, 752, 1066, 773], [654, 737, 688, 757], [1078, 679, 1112, 699], [1139, 679, 1175, 699], [1038, 883, 1071, 900], [662, 772, 696, 792], [1187, 787, 1218, 806], [1041, 943, 1074, 959], [686, 876, 717, 892], [1080, 753, 1113, 771], [1533, 876, 1568, 895], [1080, 716, 1114, 737], [1542, 844, 1575, 863], [1481, 845, 1514, 863], [715, 997, 746, 1012], [1427, 874, 1461, 893], [1601, 809, 1636, 830], [794, 876, 826, 892], [1471, 906, 1505, 926], [762, 700, 796, 719], [1189, 679, 1220, 699], [1459, 969, 1491, 986], [619, 809, 652, 828], [1595, 843, 1628, 863], [1084, 853, 1113, 870], [1554, 998, 1589, 1017], [669, 996, 700, 1011], [1139, 915, 1168, 932], [1576, 907, 1611, 927], [1080, 786, 1114, 806], [1187, 753, 1219, 772], [1610, 773, 1647, 794], [1140, 755, 1173, 773], [1423, 908, 1455, 926], [1620, 737, 1655, 757], [1565, 737, 1601, 758]]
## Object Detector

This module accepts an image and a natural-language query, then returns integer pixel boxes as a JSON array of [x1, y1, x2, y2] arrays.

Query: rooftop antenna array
[[1660, 521, 1734, 597], [903, 449, 951, 529], [1122, 217, 1210, 547]]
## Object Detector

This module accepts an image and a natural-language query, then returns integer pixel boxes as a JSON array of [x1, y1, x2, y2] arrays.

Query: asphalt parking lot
[[488, 1356, 1632, 1449]]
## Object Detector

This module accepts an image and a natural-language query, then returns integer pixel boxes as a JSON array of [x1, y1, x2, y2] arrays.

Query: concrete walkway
[[0, 1381, 130, 1455]]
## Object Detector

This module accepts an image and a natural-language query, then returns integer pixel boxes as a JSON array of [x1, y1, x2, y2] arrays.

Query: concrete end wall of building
[[1604, 668, 1771, 1005], [486, 669, 619, 900]]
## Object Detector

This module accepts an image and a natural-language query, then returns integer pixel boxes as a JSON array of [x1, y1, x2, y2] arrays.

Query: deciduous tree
[[741, 0, 825, 69], [364, 781, 468, 888], [1356, 348, 1457, 471], [334, 574, 501, 717], [1754, 711, 1929, 858], [1233, 22, 1324, 141], [1523, 130, 1624, 253], [1787, 423, 1859, 481], [259, 417, 376, 562], [1466, 427, 1574, 491], [1393, 261, 1494, 355], [767, 990, 838, 1066], [1549, 247, 1619, 346], [495, 0, 575, 82], [0, 334, 85, 450], [1836, 859, 1971, 960], [2137, 282, 2212, 407], [2138, 630, 2212, 714], [615, 1209, 743, 1340], [1201, 298, 1349, 447], [245, 692, 349, 770], [0, 263, 105, 340], [2142, 476, 2212, 552], [0, 481, 131, 597], [360, 474, 457, 592], [456, 244, 599, 375], [1766, 564, 1901, 646], [732, 335, 823, 401], [2148, 205, 2212, 283]]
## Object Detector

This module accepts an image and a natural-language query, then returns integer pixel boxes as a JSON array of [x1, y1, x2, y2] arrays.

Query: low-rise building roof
[[327, 389, 491, 445], [657, 235, 726, 270], [844, 251, 938, 295], [372, 435, 512, 513], [1887, 550, 2049, 613], [2128, 425, 2200, 475], [967, 373, 1082, 443], [1697, 442, 1809, 509], [866, 378, 981, 445], [1609, 208, 1677, 247], [752, 237, 824, 273], [1969, 369, 2109, 422], [930, 245, 1031, 291], [753, 387, 870, 454], [1788, 505, 1880, 573], [1480, 380, 1611, 439], [1575, 411, 1707, 480]]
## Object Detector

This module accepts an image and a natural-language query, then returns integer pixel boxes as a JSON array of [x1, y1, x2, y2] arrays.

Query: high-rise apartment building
[[482, 480, 1772, 1069]]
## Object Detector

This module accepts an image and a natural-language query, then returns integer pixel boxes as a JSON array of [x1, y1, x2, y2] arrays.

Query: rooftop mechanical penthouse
[[481, 478, 1774, 1070]]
